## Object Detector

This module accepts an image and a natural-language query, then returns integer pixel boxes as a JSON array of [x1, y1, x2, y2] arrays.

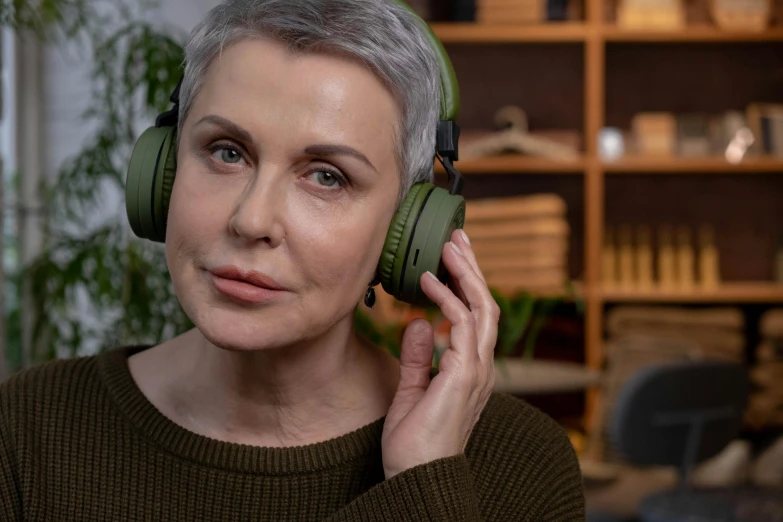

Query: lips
[[208, 266, 287, 303], [209, 266, 286, 291]]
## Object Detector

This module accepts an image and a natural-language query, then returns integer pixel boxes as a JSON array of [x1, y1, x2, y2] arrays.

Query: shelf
[[490, 281, 584, 300], [600, 282, 783, 303], [436, 155, 586, 174], [602, 156, 783, 173], [602, 25, 783, 42], [428, 22, 783, 44], [430, 22, 588, 43]]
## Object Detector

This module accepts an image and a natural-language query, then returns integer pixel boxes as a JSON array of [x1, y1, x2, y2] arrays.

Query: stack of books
[[464, 193, 569, 294]]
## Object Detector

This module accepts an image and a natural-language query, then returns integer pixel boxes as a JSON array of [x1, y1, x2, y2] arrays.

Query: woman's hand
[[381, 228, 500, 479]]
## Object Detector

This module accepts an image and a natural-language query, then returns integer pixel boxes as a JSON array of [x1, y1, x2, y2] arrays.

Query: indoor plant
[[3, 0, 193, 371]]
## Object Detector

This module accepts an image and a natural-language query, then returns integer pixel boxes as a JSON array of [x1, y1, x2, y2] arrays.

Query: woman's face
[[167, 38, 402, 352]]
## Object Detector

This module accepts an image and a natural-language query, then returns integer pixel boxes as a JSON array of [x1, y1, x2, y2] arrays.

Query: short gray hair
[[178, 0, 442, 205]]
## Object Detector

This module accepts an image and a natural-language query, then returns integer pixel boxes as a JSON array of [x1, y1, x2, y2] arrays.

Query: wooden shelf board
[[436, 155, 586, 174], [429, 23, 783, 44], [430, 22, 588, 43], [602, 156, 783, 173], [491, 281, 584, 300], [600, 282, 783, 303], [602, 25, 783, 42]]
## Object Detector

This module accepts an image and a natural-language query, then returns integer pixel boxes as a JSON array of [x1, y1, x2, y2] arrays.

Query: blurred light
[[599, 127, 625, 161], [725, 126, 755, 164]]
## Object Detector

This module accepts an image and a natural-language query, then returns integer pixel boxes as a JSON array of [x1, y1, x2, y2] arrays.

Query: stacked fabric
[[586, 306, 745, 462], [463, 193, 569, 295], [749, 310, 783, 429], [606, 306, 745, 363]]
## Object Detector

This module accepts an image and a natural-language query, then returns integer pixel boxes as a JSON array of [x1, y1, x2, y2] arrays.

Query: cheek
[[166, 163, 231, 249], [164, 170, 223, 291], [286, 192, 390, 290]]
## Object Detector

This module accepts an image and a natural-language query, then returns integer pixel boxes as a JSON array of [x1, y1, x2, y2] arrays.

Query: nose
[[227, 168, 285, 247]]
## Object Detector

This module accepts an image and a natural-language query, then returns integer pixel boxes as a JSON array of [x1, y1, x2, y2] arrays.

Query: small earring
[[364, 286, 376, 308]]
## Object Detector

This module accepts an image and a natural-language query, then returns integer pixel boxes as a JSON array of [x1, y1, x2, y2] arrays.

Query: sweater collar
[[97, 345, 386, 475]]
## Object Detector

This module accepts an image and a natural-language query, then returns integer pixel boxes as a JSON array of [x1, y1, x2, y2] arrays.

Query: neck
[[135, 315, 400, 448]]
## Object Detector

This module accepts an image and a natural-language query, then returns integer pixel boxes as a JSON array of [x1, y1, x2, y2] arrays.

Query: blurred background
[[2, 0, 783, 520]]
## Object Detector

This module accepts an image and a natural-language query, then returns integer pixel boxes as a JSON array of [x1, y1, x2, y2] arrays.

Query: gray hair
[[178, 0, 442, 205]]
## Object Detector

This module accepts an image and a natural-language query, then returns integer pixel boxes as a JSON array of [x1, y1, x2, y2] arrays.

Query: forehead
[[189, 38, 401, 166]]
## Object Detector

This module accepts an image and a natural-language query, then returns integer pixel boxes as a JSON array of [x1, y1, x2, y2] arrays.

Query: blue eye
[[213, 147, 244, 164], [310, 169, 344, 188]]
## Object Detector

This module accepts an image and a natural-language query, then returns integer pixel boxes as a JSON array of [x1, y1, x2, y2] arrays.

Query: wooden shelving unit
[[427, 3, 783, 428]]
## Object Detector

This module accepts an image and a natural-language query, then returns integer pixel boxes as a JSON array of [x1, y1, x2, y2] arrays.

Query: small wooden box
[[711, 0, 770, 31], [632, 112, 678, 157]]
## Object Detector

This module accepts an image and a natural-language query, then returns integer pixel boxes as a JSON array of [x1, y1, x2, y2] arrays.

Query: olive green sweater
[[0, 345, 585, 521]]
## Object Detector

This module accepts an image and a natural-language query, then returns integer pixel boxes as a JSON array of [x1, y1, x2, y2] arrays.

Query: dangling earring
[[364, 267, 381, 308], [364, 286, 376, 308]]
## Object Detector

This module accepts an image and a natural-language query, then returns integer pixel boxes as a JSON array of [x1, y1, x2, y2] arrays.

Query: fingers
[[444, 243, 500, 345], [421, 267, 480, 362], [452, 229, 487, 285], [451, 229, 501, 337], [397, 318, 435, 394]]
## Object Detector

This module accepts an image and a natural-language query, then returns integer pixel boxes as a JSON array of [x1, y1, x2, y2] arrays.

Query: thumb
[[397, 318, 435, 398]]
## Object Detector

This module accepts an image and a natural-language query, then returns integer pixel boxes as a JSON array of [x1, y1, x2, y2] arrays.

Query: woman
[[0, 0, 585, 520]]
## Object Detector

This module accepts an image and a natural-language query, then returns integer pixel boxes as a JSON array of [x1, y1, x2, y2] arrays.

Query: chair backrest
[[586, 334, 703, 462], [609, 360, 749, 483]]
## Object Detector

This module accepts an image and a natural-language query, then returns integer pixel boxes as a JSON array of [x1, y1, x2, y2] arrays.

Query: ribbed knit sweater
[[0, 345, 585, 521]]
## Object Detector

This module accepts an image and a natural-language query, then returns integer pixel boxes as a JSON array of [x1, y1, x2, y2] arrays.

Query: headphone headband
[[388, 0, 460, 123]]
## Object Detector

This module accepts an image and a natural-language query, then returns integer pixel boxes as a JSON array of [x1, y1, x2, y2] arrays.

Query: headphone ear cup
[[399, 186, 465, 306], [378, 183, 431, 298], [126, 126, 178, 243], [379, 183, 465, 307]]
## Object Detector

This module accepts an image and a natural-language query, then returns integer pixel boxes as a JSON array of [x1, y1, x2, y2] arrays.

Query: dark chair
[[609, 360, 783, 522]]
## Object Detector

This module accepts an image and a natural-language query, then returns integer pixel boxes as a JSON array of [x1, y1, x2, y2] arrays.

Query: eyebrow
[[304, 144, 378, 174], [195, 114, 377, 174], [196, 115, 255, 147]]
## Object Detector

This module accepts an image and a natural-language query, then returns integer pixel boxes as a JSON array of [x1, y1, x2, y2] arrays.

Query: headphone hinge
[[155, 77, 183, 128], [436, 120, 460, 162]]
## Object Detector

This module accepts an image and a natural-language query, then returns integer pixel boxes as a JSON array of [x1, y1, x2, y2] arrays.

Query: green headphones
[[125, 0, 465, 308]]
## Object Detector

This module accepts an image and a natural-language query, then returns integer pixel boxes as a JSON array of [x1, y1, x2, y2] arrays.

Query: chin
[[191, 304, 302, 352]]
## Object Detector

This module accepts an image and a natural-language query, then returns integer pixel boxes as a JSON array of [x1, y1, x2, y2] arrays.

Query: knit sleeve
[[0, 377, 23, 521], [324, 454, 484, 521]]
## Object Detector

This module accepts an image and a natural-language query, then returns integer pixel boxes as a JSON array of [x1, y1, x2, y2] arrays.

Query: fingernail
[[459, 229, 471, 246], [450, 242, 464, 256], [424, 271, 439, 282]]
